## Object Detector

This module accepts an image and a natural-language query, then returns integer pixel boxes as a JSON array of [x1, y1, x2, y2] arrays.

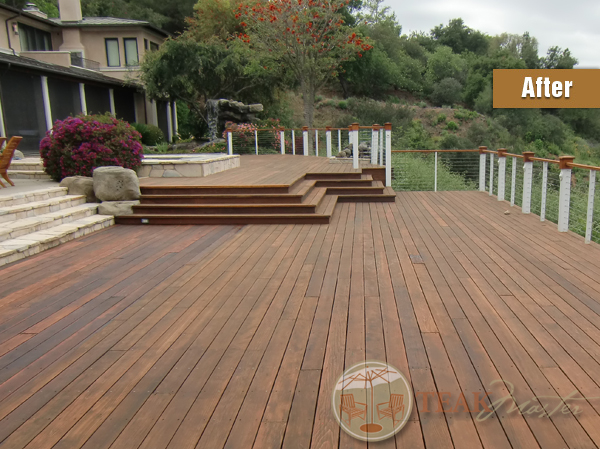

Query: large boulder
[[98, 200, 140, 216], [12, 150, 24, 160], [93, 166, 140, 201], [60, 176, 97, 203]]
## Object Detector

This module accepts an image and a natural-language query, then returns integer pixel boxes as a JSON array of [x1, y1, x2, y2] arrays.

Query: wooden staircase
[[115, 170, 396, 225]]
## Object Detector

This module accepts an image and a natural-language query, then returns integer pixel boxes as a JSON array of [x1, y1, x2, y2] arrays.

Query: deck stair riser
[[140, 195, 305, 205], [132, 205, 318, 215], [140, 186, 290, 195]]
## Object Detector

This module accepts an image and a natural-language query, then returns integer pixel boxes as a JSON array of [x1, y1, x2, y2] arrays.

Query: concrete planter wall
[[136, 154, 240, 178]]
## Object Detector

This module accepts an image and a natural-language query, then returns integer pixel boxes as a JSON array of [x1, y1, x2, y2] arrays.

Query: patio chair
[[376, 394, 405, 427], [340, 393, 367, 426], [0, 137, 23, 188]]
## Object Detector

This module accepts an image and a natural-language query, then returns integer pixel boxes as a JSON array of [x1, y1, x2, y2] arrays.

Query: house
[[0, 0, 174, 154]]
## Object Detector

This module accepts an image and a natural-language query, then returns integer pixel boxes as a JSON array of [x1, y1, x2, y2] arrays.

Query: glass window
[[144, 39, 148, 50], [18, 23, 52, 51], [150, 42, 159, 52], [124, 38, 139, 66], [105, 38, 120, 67]]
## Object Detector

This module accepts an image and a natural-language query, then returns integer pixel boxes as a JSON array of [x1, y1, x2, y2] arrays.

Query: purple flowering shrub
[[40, 114, 143, 181]]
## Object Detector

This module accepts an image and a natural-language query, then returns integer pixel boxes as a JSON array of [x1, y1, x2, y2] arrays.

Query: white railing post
[[479, 147, 487, 191], [292, 130, 296, 155], [226, 127, 233, 155], [541, 161, 548, 221], [522, 152, 534, 214], [352, 123, 359, 169], [315, 129, 319, 157], [280, 128, 285, 154], [586, 170, 596, 244], [338, 129, 342, 154], [434, 151, 438, 192], [302, 126, 309, 156], [497, 149, 506, 201], [384, 122, 392, 187], [489, 153, 494, 196], [511, 156, 516, 206], [379, 128, 384, 166], [326, 126, 332, 158], [371, 125, 379, 165], [558, 156, 574, 232], [254, 129, 259, 155]]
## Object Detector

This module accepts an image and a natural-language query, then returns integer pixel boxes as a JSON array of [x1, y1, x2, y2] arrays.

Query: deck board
[[1, 190, 600, 448]]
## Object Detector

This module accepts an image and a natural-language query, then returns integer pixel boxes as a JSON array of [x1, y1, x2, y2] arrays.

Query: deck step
[[304, 173, 362, 180], [115, 214, 330, 225], [0, 215, 114, 267], [0, 195, 87, 223], [326, 186, 385, 195], [140, 193, 305, 205], [140, 185, 290, 195], [6, 170, 52, 180], [0, 187, 68, 208], [314, 179, 373, 187], [0, 203, 99, 242], [132, 203, 318, 215]]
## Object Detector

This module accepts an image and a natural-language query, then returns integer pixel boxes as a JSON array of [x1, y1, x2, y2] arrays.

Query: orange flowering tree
[[236, 0, 372, 128]]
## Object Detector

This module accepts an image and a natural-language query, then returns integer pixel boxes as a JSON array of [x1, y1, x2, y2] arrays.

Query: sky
[[386, 0, 600, 68]]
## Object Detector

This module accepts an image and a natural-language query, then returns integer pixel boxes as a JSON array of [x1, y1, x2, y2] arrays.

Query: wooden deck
[[1, 190, 600, 448]]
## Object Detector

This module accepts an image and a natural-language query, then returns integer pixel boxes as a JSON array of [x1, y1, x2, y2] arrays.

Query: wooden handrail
[[530, 157, 560, 164], [391, 149, 479, 153], [568, 162, 600, 172], [505, 152, 524, 159]]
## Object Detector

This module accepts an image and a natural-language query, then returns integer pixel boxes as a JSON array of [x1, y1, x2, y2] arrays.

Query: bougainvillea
[[235, 0, 372, 128], [40, 114, 143, 181]]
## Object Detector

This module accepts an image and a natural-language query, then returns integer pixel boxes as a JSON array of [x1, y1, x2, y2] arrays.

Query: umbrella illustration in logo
[[332, 360, 413, 442]]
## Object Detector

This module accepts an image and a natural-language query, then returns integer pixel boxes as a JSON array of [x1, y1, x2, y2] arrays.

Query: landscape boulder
[[98, 200, 140, 216], [60, 176, 97, 203], [12, 150, 24, 160], [93, 166, 140, 201]]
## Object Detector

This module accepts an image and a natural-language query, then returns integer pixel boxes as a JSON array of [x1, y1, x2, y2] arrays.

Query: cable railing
[[226, 122, 393, 185]]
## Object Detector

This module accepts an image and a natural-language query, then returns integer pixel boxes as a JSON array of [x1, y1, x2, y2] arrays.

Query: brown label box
[[493, 69, 600, 108]]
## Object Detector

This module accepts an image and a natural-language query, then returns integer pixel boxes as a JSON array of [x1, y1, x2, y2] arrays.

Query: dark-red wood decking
[[1, 181, 600, 447]]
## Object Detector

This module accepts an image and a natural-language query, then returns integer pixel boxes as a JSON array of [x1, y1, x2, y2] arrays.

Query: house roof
[[0, 51, 136, 88], [50, 17, 170, 37]]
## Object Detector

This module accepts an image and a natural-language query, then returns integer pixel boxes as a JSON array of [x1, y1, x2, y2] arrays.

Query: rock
[[60, 176, 97, 203], [12, 150, 24, 160], [504, 210, 511, 215], [248, 104, 264, 113], [98, 200, 140, 216], [93, 166, 140, 201], [163, 170, 182, 178]]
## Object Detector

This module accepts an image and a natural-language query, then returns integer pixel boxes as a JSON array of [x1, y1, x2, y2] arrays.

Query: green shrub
[[40, 114, 143, 181], [417, 101, 427, 108], [436, 113, 447, 124], [387, 95, 401, 104], [430, 77, 463, 107], [338, 100, 348, 110], [132, 122, 165, 145], [315, 95, 324, 102], [447, 121, 459, 131], [325, 99, 337, 107]]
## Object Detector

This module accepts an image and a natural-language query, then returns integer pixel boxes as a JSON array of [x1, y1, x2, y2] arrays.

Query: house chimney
[[58, 0, 82, 22], [23, 2, 48, 19]]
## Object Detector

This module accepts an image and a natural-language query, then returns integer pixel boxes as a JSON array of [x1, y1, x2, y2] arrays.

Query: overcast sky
[[386, 0, 600, 68]]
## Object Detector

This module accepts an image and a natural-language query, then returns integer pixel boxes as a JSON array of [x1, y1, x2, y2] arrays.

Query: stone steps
[[0, 187, 114, 267], [6, 170, 52, 180]]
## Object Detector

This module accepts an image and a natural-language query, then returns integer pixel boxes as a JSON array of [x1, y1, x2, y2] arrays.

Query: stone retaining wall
[[136, 155, 240, 178]]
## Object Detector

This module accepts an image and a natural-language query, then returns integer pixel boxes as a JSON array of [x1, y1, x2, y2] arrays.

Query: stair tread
[[0, 187, 67, 206], [316, 195, 338, 215], [304, 187, 327, 206], [122, 213, 331, 218], [289, 179, 317, 196], [0, 204, 98, 234], [0, 195, 86, 215], [135, 203, 315, 209]]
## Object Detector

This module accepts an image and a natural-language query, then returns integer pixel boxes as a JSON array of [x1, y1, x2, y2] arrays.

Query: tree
[[489, 32, 539, 68], [236, 0, 372, 128], [431, 18, 489, 55], [541, 46, 578, 69]]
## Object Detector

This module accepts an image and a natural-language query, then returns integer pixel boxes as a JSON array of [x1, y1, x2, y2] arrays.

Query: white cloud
[[387, 0, 600, 67]]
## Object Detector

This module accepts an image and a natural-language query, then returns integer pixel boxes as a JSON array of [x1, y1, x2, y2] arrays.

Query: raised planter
[[136, 154, 240, 178]]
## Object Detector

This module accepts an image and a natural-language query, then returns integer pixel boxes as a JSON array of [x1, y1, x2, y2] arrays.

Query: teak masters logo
[[332, 361, 413, 442]]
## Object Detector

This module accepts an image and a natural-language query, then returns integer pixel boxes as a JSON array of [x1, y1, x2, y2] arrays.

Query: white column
[[497, 152, 506, 201], [314, 129, 319, 156], [254, 129, 258, 155], [280, 129, 285, 155], [109, 88, 116, 115], [371, 127, 378, 165], [79, 83, 87, 115], [586, 170, 596, 244], [302, 128, 309, 156], [41, 76, 52, 131], [326, 128, 332, 158], [479, 149, 486, 192], [166, 101, 173, 142], [292, 130, 296, 155], [172, 101, 178, 135], [227, 129, 233, 155], [0, 94, 6, 137], [540, 161, 548, 221], [522, 153, 534, 214], [338, 129, 342, 154], [511, 157, 517, 206], [434, 151, 438, 192], [385, 125, 392, 187], [558, 156, 574, 232], [352, 125, 359, 169], [489, 153, 494, 196]]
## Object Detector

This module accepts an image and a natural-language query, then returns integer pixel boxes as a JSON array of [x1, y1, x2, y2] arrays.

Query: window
[[18, 23, 52, 51], [123, 38, 139, 66], [150, 42, 159, 52], [144, 39, 149, 51], [105, 38, 120, 67]]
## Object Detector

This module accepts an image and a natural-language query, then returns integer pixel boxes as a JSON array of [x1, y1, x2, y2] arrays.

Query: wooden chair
[[340, 393, 367, 426], [0, 137, 23, 188], [376, 394, 405, 427]]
